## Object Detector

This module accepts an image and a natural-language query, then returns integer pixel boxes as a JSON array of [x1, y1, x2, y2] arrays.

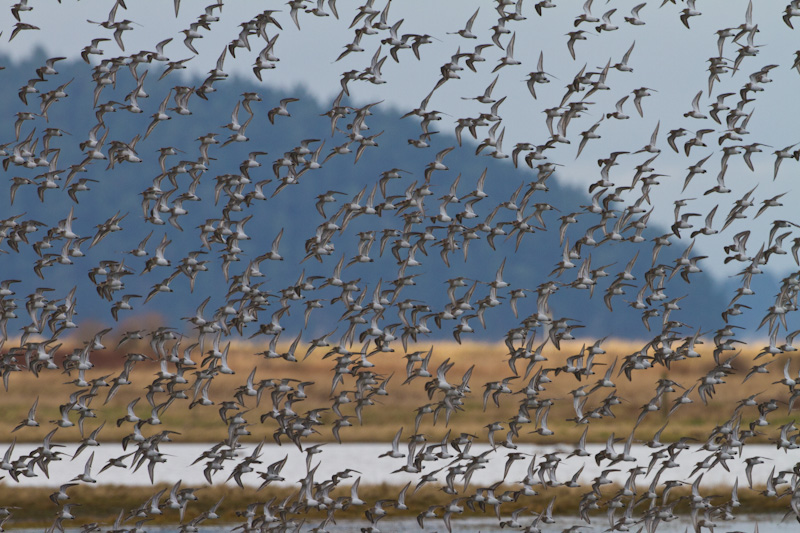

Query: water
[[3, 442, 792, 532], [0, 442, 793, 489], [12, 516, 788, 532]]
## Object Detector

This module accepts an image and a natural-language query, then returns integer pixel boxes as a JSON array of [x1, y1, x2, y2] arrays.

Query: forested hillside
[[0, 51, 735, 340]]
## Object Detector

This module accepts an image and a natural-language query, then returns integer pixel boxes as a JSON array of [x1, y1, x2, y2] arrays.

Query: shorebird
[[0, 3, 797, 532]]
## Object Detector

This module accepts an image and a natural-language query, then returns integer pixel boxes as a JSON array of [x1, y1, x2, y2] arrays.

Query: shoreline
[[0, 482, 787, 529]]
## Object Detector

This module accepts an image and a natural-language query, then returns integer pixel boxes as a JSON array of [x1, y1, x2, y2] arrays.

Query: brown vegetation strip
[[0, 338, 792, 446], [0, 481, 786, 529]]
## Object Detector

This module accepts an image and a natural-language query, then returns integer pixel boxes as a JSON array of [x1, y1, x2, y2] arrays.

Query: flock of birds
[[2, 0, 800, 532]]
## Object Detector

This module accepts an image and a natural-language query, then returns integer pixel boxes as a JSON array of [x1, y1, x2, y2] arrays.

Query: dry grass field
[[0, 335, 792, 447]]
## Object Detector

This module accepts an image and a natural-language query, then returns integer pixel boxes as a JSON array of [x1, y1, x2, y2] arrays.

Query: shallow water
[[268, 516, 781, 532], [0, 441, 793, 489], [16, 515, 788, 532]]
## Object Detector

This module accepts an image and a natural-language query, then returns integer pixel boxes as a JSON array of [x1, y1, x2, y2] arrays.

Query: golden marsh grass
[[0, 336, 791, 446]]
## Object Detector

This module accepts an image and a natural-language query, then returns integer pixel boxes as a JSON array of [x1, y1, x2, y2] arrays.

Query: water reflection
[[15, 515, 785, 532]]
